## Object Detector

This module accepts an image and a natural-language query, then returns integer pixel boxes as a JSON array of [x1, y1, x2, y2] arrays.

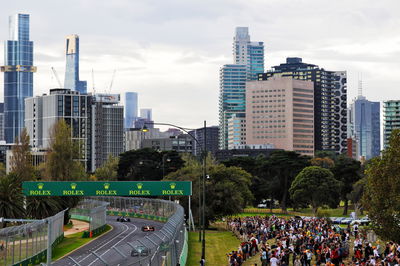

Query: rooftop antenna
[[358, 73, 363, 97]]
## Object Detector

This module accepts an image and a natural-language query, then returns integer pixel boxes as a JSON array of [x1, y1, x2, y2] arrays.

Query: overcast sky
[[1, 0, 400, 129]]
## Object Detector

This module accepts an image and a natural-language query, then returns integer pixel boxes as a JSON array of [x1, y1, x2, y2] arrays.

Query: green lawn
[[187, 230, 240, 266], [52, 225, 112, 261]]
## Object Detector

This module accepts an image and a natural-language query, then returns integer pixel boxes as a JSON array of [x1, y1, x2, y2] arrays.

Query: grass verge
[[187, 230, 240, 266], [52, 224, 112, 261]]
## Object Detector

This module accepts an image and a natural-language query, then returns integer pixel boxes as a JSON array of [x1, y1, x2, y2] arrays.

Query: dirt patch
[[64, 219, 89, 236]]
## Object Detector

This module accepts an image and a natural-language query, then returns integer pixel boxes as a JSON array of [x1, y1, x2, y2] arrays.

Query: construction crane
[[92, 68, 96, 94], [108, 69, 116, 93], [51, 67, 62, 88]]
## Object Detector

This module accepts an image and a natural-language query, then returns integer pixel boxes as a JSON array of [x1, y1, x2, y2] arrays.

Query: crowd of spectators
[[226, 216, 400, 266]]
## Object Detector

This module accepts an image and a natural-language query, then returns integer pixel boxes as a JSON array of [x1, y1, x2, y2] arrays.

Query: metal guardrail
[[76, 196, 187, 266], [0, 210, 66, 266], [70, 199, 109, 233], [0, 197, 187, 266]]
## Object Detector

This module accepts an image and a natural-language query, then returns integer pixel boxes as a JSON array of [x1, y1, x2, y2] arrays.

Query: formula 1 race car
[[141, 226, 155, 232], [117, 216, 131, 222], [131, 245, 150, 257]]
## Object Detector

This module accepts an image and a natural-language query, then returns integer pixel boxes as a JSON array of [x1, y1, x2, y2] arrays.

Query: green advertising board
[[22, 181, 192, 196]]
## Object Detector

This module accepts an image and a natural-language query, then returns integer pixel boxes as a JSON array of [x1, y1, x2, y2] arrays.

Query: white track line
[[77, 222, 130, 264], [87, 223, 137, 266]]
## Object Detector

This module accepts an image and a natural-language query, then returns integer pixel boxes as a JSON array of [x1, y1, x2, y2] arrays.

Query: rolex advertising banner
[[22, 181, 192, 196]]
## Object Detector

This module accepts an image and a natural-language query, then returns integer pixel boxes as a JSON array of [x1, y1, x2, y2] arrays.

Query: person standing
[[261, 248, 268, 266], [270, 255, 279, 266]]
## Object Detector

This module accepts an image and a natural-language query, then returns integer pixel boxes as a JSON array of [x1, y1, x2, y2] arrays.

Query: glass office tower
[[1, 14, 36, 143], [125, 92, 138, 128], [348, 95, 380, 160], [233, 27, 264, 81], [384, 101, 400, 149], [219, 64, 247, 149], [64, 34, 87, 94], [219, 27, 264, 149]]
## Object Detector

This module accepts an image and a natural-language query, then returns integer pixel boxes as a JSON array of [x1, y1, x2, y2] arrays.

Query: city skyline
[[0, 1, 399, 129]]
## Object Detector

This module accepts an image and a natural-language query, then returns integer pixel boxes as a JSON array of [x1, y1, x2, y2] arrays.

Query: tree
[[118, 149, 184, 181], [290, 166, 340, 215], [165, 154, 253, 226], [332, 155, 361, 215], [10, 128, 34, 181], [310, 157, 335, 169], [222, 156, 264, 205], [0, 174, 25, 227], [45, 119, 86, 180], [348, 177, 366, 216], [94, 155, 119, 180], [263, 151, 311, 212], [44, 119, 86, 224], [26, 197, 62, 219], [363, 129, 400, 242]]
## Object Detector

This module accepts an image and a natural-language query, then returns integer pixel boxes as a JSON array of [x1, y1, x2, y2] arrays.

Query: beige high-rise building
[[246, 76, 314, 156]]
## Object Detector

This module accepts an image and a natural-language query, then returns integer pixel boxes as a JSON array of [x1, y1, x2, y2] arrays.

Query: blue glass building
[[233, 27, 264, 80], [219, 27, 264, 149], [219, 64, 247, 149], [348, 95, 380, 159], [64, 34, 87, 94], [1, 14, 36, 143], [125, 92, 138, 128], [383, 101, 399, 149]]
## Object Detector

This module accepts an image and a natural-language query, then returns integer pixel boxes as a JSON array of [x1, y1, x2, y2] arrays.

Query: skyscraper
[[0, 103, 4, 141], [189, 126, 220, 156], [92, 94, 124, 170], [64, 34, 87, 94], [246, 76, 315, 156], [1, 14, 35, 143], [125, 92, 138, 128], [233, 27, 264, 80], [25, 90, 124, 172], [259, 57, 347, 154], [347, 84, 380, 160], [383, 100, 400, 149], [219, 64, 247, 149], [140, 108, 152, 120], [25, 89, 92, 170], [219, 27, 264, 149]]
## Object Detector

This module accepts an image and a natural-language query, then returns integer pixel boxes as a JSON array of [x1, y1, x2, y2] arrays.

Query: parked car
[[333, 217, 345, 224], [341, 218, 354, 225], [131, 245, 150, 257], [360, 217, 371, 225], [117, 216, 131, 222], [350, 219, 362, 225], [257, 203, 267, 208]]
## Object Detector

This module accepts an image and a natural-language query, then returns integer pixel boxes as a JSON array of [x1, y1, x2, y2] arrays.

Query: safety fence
[[0, 209, 66, 266], [70, 199, 109, 237], [66, 197, 187, 266], [95, 196, 176, 221]]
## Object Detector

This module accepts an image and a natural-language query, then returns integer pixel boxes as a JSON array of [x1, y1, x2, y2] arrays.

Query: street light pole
[[142, 121, 206, 247], [201, 120, 206, 261]]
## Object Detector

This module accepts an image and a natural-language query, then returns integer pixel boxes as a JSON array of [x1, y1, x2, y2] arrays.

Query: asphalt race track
[[53, 216, 164, 266]]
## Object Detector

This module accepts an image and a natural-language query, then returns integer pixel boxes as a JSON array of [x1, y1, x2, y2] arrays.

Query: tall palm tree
[[0, 174, 25, 227]]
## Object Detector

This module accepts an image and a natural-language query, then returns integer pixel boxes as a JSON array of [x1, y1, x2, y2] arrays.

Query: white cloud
[[0, 0, 400, 129]]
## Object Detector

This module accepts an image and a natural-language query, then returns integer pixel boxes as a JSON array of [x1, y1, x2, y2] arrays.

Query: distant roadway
[[53, 216, 164, 266]]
